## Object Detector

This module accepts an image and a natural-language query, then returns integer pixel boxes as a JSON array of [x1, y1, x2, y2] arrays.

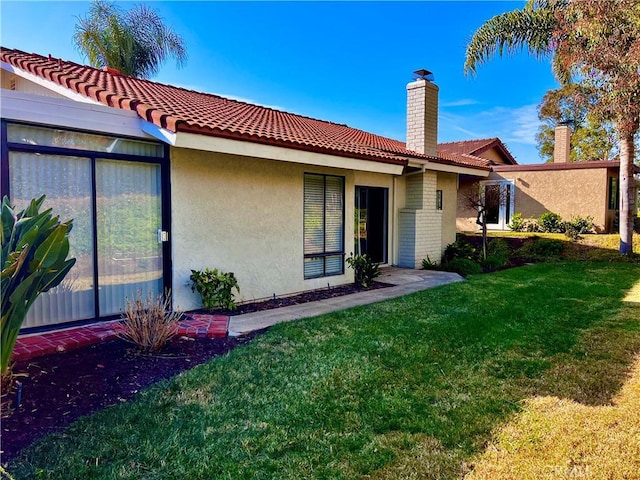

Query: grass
[[6, 262, 640, 479], [468, 356, 640, 480]]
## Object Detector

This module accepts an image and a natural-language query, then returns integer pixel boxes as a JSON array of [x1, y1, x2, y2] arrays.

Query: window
[[304, 173, 345, 278], [436, 190, 443, 210], [608, 176, 619, 210]]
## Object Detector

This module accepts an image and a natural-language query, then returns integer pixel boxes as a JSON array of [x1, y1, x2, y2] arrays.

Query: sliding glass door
[[4, 122, 168, 330]]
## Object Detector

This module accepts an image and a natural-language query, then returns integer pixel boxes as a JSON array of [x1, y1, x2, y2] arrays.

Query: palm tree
[[465, 0, 639, 254], [74, 1, 187, 79]]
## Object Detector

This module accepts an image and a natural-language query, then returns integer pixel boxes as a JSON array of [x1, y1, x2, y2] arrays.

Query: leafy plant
[[119, 290, 182, 352], [515, 238, 565, 262], [563, 215, 595, 241], [440, 258, 482, 277], [508, 213, 525, 231], [443, 239, 478, 263], [1, 196, 75, 378], [538, 212, 564, 233], [421, 255, 439, 270], [482, 238, 512, 271], [346, 253, 381, 288], [190, 268, 240, 311]]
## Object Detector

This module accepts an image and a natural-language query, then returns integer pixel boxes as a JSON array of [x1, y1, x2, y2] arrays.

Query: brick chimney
[[406, 69, 439, 157], [554, 122, 572, 163]]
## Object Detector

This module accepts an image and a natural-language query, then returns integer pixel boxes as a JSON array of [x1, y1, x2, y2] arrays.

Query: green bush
[[346, 253, 381, 288], [441, 258, 482, 277], [563, 215, 595, 241], [443, 239, 478, 263], [538, 212, 564, 233], [509, 213, 539, 232], [1, 195, 76, 377], [421, 255, 439, 270], [508, 213, 525, 231], [482, 239, 511, 271], [190, 268, 240, 311], [516, 238, 565, 262]]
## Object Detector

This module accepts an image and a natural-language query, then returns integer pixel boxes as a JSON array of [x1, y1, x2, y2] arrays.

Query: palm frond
[[464, 1, 561, 76]]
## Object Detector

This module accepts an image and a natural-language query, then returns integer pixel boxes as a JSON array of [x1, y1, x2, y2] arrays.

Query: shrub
[[119, 290, 182, 352], [190, 268, 240, 311], [508, 213, 525, 231], [482, 239, 511, 271], [443, 239, 478, 263], [538, 212, 564, 233], [509, 213, 539, 232], [346, 253, 381, 288], [1, 195, 75, 379], [441, 258, 482, 277], [421, 255, 439, 270], [563, 215, 595, 241], [516, 238, 565, 262]]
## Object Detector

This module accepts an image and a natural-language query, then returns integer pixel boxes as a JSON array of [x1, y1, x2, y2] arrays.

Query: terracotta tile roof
[[438, 138, 518, 166], [1, 47, 491, 171]]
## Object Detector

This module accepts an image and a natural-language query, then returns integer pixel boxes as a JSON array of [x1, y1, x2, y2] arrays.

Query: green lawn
[[8, 262, 640, 479]]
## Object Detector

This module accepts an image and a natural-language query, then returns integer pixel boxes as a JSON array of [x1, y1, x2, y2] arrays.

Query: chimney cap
[[558, 119, 575, 128], [413, 69, 435, 82]]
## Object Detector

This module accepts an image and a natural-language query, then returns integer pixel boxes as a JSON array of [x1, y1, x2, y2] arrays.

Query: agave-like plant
[[1, 196, 76, 377]]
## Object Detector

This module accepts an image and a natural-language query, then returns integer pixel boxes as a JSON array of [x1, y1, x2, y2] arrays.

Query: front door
[[355, 186, 388, 263], [482, 180, 515, 230]]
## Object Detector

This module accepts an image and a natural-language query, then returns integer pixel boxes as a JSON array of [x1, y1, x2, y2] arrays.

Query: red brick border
[[12, 314, 229, 363]]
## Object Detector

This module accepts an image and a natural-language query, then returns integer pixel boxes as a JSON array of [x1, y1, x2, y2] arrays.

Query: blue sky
[[1, 1, 560, 164]]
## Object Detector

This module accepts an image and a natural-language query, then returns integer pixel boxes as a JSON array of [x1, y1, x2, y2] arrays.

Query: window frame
[[303, 173, 345, 279], [608, 176, 619, 211]]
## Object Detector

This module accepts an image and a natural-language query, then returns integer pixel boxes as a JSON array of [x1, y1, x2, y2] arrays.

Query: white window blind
[[303, 174, 344, 278]]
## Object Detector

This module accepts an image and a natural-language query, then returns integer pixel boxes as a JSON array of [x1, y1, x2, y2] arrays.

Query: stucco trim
[[174, 131, 406, 175]]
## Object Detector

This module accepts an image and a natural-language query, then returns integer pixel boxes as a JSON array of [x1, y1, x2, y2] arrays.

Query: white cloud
[[440, 99, 480, 108]]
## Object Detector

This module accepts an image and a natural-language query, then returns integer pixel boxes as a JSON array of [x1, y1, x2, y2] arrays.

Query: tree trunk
[[482, 210, 488, 260], [618, 134, 635, 254]]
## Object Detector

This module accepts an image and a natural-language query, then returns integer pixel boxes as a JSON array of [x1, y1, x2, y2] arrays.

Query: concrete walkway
[[228, 267, 463, 335]]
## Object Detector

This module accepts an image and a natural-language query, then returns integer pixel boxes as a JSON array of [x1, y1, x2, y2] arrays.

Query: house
[[0, 48, 490, 332], [456, 125, 640, 233]]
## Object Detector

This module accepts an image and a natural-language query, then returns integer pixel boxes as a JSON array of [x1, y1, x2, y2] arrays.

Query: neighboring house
[[0, 48, 489, 332], [456, 125, 640, 233]]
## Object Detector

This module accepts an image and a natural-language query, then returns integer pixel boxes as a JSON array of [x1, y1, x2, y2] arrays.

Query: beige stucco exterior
[[457, 166, 620, 233], [170, 145, 464, 309]]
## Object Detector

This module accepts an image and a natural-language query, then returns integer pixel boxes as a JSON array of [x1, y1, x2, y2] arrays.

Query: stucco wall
[[456, 168, 613, 232], [491, 169, 609, 231], [478, 148, 507, 165], [171, 147, 360, 310]]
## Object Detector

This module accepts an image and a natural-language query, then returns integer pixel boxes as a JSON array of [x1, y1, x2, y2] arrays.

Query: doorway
[[355, 186, 388, 263], [482, 180, 515, 230]]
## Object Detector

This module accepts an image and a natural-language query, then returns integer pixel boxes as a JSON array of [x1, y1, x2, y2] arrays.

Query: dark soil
[[1, 281, 391, 463], [210, 280, 392, 316]]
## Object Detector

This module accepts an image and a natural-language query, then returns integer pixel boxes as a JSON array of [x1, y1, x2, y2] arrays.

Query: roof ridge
[[438, 137, 498, 146]]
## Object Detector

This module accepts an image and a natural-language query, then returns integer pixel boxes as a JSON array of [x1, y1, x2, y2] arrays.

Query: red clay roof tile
[[1, 47, 490, 171]]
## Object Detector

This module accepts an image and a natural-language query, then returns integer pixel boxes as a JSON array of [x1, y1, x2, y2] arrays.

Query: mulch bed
[[1, 281, 391, 463], [209, 280, 392, 316]]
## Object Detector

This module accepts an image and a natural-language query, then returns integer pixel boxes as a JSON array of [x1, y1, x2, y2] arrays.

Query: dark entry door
[[355, 186, 388, 263]]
